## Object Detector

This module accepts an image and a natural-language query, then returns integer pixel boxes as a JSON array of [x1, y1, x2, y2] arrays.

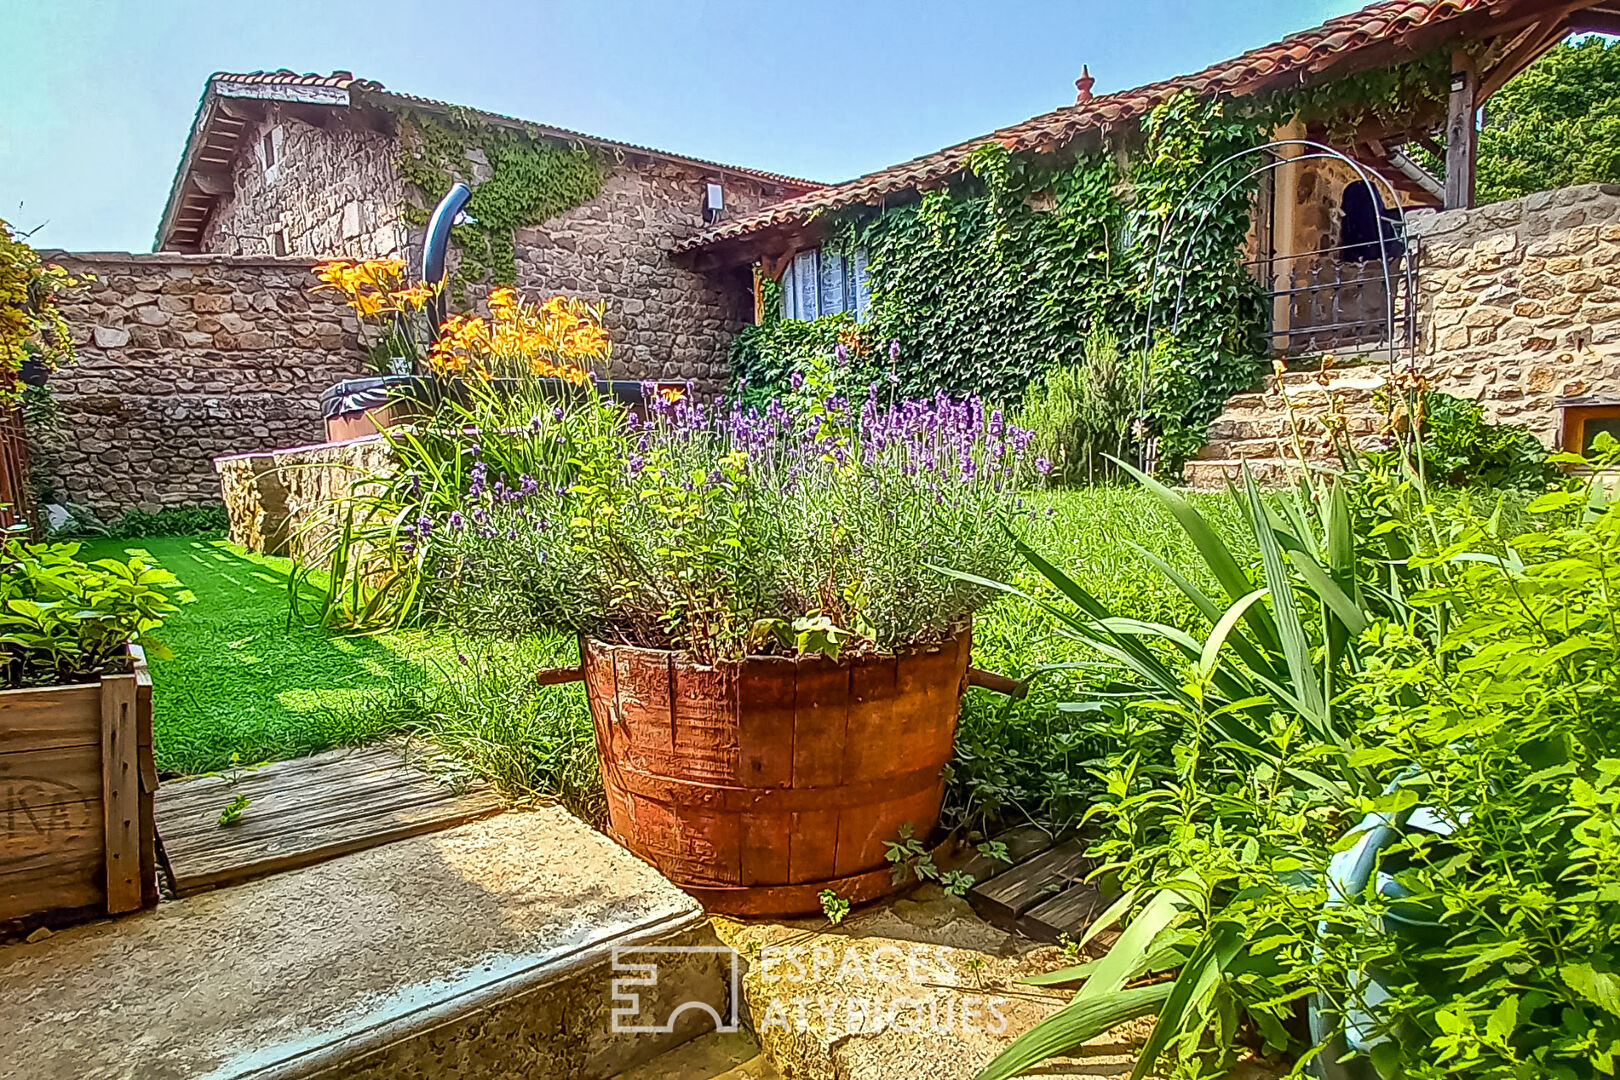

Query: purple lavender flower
[[552, 406, 564, 421], [416, 513, 433, 537], [835, 344, 848, 365], [889, 339, 900, 363], [790, 371, 804, 392], [1035, 457, 1053, 475], [530, 415, 543, 433], [407, 472, 422, 498], [449, 510, 464, 530], [469, 462, 488, 498], [626, 453, 645, 476], [520, 473, 539, 497]]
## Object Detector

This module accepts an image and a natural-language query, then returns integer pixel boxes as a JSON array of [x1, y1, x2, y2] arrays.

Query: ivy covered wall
[[733, 93, 1272, 467]]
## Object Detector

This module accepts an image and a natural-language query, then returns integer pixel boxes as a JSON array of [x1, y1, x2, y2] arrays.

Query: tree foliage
[[1478, 36, 1620, 204]]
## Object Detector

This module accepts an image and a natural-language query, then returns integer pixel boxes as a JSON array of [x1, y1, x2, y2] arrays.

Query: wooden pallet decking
[[961, 826, 1109, 943], [154, 744, 504, 896]]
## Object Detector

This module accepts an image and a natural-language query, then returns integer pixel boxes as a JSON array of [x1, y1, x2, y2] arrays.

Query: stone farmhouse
[[42, 74, 820, 515], [38, 0, 1620, 517]]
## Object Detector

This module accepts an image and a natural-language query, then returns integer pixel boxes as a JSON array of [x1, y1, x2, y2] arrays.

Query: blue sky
[[3, 0, 1360, 252]]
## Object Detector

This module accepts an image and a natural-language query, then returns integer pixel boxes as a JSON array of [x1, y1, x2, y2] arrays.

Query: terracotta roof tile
[[209, 69, 384, 91], [673, 0, 1505, 254]]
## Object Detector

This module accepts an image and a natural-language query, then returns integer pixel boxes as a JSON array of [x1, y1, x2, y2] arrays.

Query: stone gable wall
[[200, 109, 409, 260], [38, 252, 368, 517], [1409, 182, 1620, 443]]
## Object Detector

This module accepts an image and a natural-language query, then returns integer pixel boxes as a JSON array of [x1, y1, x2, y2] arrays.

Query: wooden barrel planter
[[544, 627, 1014, 917]]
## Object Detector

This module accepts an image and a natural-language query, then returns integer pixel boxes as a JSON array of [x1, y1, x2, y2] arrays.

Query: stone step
[[1270, 368, 1392, 391], [0, 808, 730, 1080], [1207, 413, 1388, 441], [714, 889, 1152, 1080]]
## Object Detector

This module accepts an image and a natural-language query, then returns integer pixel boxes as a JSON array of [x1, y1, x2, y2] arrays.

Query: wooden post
[[101, 672, 142, 914], [1445, 50, 1478, 210]]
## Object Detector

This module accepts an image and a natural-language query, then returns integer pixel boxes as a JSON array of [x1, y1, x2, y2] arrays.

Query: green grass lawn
[[81, 535, 467, 775]]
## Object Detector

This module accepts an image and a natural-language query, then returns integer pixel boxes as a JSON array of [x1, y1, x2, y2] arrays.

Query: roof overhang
[[156, 76, 365, 252]]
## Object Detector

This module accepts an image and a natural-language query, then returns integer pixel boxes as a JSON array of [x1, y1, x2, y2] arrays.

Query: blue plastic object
[[422, 182, 472, 336]]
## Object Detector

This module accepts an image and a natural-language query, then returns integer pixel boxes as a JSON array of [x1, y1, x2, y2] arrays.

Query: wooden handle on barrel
[[535, 665, 585, 687], [966, 667, 1028, 699]]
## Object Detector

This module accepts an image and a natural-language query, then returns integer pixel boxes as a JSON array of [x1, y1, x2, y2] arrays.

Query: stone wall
[[1409, 182, 1620, 443], [40, 252, 368, 518], [201, 109, 409, 259], [511, 158, 772, 394]]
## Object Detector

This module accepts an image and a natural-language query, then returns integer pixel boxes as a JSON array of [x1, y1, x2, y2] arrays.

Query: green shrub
[[111, 504, 230, 538], [969, 445, 1617, 1080], [60, 504, 231, 539], [728, 312, 859, 404], [1013, 326, 1137, 485], [1370, 389, 1554, 491]]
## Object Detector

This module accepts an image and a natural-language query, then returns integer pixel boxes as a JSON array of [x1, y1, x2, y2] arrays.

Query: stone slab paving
[[715, 887, 1281, 1080], [0, 808, 725, 1080]]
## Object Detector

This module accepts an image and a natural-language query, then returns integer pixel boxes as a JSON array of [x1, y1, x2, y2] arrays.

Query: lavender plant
[[415, 367, 1037, 662]]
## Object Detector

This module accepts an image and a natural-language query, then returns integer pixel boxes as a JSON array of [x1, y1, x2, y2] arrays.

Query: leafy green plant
[[1368, 388, 1554, 491], [217, 793, 250, 827], [819, 889, 851, 926], [106, 505, 230, 539], [736, 93, 1267, 475], [954, 455, 1455, 1079], [0, 538, 176, 687]]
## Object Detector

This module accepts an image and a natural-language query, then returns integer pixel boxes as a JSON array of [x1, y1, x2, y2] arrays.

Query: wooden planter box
[[0, 648, 157, 934]]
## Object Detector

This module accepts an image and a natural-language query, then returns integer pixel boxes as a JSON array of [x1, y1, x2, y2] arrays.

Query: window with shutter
[[778, 247, 871, 322]]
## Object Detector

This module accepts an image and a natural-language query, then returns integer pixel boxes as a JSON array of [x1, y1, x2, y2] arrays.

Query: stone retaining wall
[[1409, 182, 1620, 443], [38, 252, 368, 518]]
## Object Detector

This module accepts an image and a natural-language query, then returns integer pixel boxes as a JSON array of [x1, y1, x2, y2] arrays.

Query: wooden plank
[[968, 839, 1091, 929], [160, 779, 480, 861], [0, 744, 103, 809], [1021, 880, 1109, 943], [0, 847, 103, 921], [947, 824, 1055, 884], [167, 791, 504, 896], [1, 798, 102, 864], [155, 758, 438, 833], [101, 674, 142, 915], [0, 683, 101, 754], [135, 651, 159, 909], [152, 745, 405, 812], [1445, 50, 1478, 210]]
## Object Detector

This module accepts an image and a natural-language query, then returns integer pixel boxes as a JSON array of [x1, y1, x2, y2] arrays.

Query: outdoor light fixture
[[703, 182, 724, 224]]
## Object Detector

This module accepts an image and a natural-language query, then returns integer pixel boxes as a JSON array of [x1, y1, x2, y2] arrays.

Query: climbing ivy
[[392, 109, 603, 293], [734, 91, 1269, 471], [1253, 48, 1454, 141]]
